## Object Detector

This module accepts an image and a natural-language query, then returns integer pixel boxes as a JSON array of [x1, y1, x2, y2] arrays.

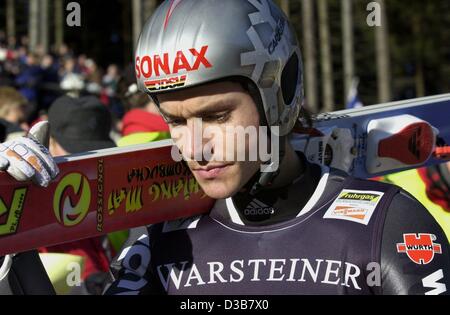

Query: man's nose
[[182, 118, 208, 161]]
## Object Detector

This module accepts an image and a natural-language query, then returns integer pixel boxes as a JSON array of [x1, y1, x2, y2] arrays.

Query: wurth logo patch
[[396, 233, 442, 265], [136, 46, 212, 80]]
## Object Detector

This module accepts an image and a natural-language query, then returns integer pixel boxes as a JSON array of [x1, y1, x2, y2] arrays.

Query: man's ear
[[48, 136, 58, 156], [48, 136, 68, 157]]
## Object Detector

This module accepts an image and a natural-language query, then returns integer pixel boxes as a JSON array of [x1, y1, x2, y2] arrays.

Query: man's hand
[[0, 121, 59, 187]]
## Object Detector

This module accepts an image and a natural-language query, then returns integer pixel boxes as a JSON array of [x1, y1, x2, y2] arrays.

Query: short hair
[[0, 87, 28, 119]]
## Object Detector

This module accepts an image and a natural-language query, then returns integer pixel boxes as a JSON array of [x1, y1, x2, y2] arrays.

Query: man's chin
[[196, 180, 236, 200]]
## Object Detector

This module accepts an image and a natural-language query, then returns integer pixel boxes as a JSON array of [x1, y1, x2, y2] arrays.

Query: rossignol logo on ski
[[323, 189, 384, 225], [53, 173, 91, 227], [396, 233, 442, 265], [0, 188, 27, 236]]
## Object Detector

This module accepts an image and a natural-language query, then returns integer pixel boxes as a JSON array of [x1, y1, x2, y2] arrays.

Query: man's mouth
[[192, 164, 232, 180]]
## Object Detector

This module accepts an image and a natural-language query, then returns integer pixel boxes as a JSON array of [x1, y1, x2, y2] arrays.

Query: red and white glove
[[0, 121, 59, 187]]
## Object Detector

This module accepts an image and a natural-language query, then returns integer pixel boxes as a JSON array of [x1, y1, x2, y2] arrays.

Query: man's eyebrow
[[159, 100, 236, 119], [195, 102, 234, 116]]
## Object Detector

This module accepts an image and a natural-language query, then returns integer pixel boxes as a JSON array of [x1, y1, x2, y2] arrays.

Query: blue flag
[[346, 78, 364, 109]]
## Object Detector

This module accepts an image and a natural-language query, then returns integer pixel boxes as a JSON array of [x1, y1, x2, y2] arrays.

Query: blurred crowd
[[0, 30, 171, 143], [0, 30, 170, 294]]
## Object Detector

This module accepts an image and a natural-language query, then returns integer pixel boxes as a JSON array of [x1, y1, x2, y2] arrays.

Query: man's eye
[[166, 118, 186, 126], [203, 112, 231, 123]]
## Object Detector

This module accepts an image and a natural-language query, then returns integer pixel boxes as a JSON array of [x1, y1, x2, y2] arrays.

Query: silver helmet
[[135, 0, 304, 136]]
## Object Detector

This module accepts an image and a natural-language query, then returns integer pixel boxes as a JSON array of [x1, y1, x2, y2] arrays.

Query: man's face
[[157, 81, 262, 199], [6, 103, 28, 125]]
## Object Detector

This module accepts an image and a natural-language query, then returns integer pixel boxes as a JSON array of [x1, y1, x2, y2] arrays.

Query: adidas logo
[[244, 199, 275, 216]]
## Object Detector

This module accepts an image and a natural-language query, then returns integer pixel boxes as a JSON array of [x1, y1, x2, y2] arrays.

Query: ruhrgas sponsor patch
[[323, 189, 384, 225]]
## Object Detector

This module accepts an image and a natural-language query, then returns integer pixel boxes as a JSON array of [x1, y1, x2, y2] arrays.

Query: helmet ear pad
[[239, 78, 269, 129]]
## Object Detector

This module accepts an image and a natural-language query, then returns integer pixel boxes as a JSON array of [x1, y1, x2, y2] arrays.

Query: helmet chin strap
[[249, 135, 286, 196]]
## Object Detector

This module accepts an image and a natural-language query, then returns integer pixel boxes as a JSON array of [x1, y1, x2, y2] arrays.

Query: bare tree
[[130, 0, 157, 59], [342, 0, 355, 102], [375, 0, 391, 103], [143, 0, 158, 21], [40, 0, 49, 54], [29, 0, 40, 52], [318, 0, 334, 112], [6, 0, 15, 40], [412, 14, 425, 97], [132, 0, 143, 48], [54, 0, 64, 49], [302, 0, 318, 112]]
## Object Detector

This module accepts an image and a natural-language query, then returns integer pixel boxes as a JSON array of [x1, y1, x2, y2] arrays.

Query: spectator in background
[[56, 43, 73, 61], [116, 64, 170, 147], [6, 35, 17, 50], [16, 46, 28, 65], [0, 47, 22, 86], [101, 64, 124, 123], [15, 52, 42, 104], [19, 36, 29, 50], [0, 45, 11, 86], [75, 54, 89, 77], [0, 86, 30, 140], [102, 64, 120, 97], [47, 95, 116, 155], [39, 54, 60, 110], [118, 95, 170, 146], [40, 95, 116, 294], [59, 57, 84, 96], [84, 58, 102, 95]]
